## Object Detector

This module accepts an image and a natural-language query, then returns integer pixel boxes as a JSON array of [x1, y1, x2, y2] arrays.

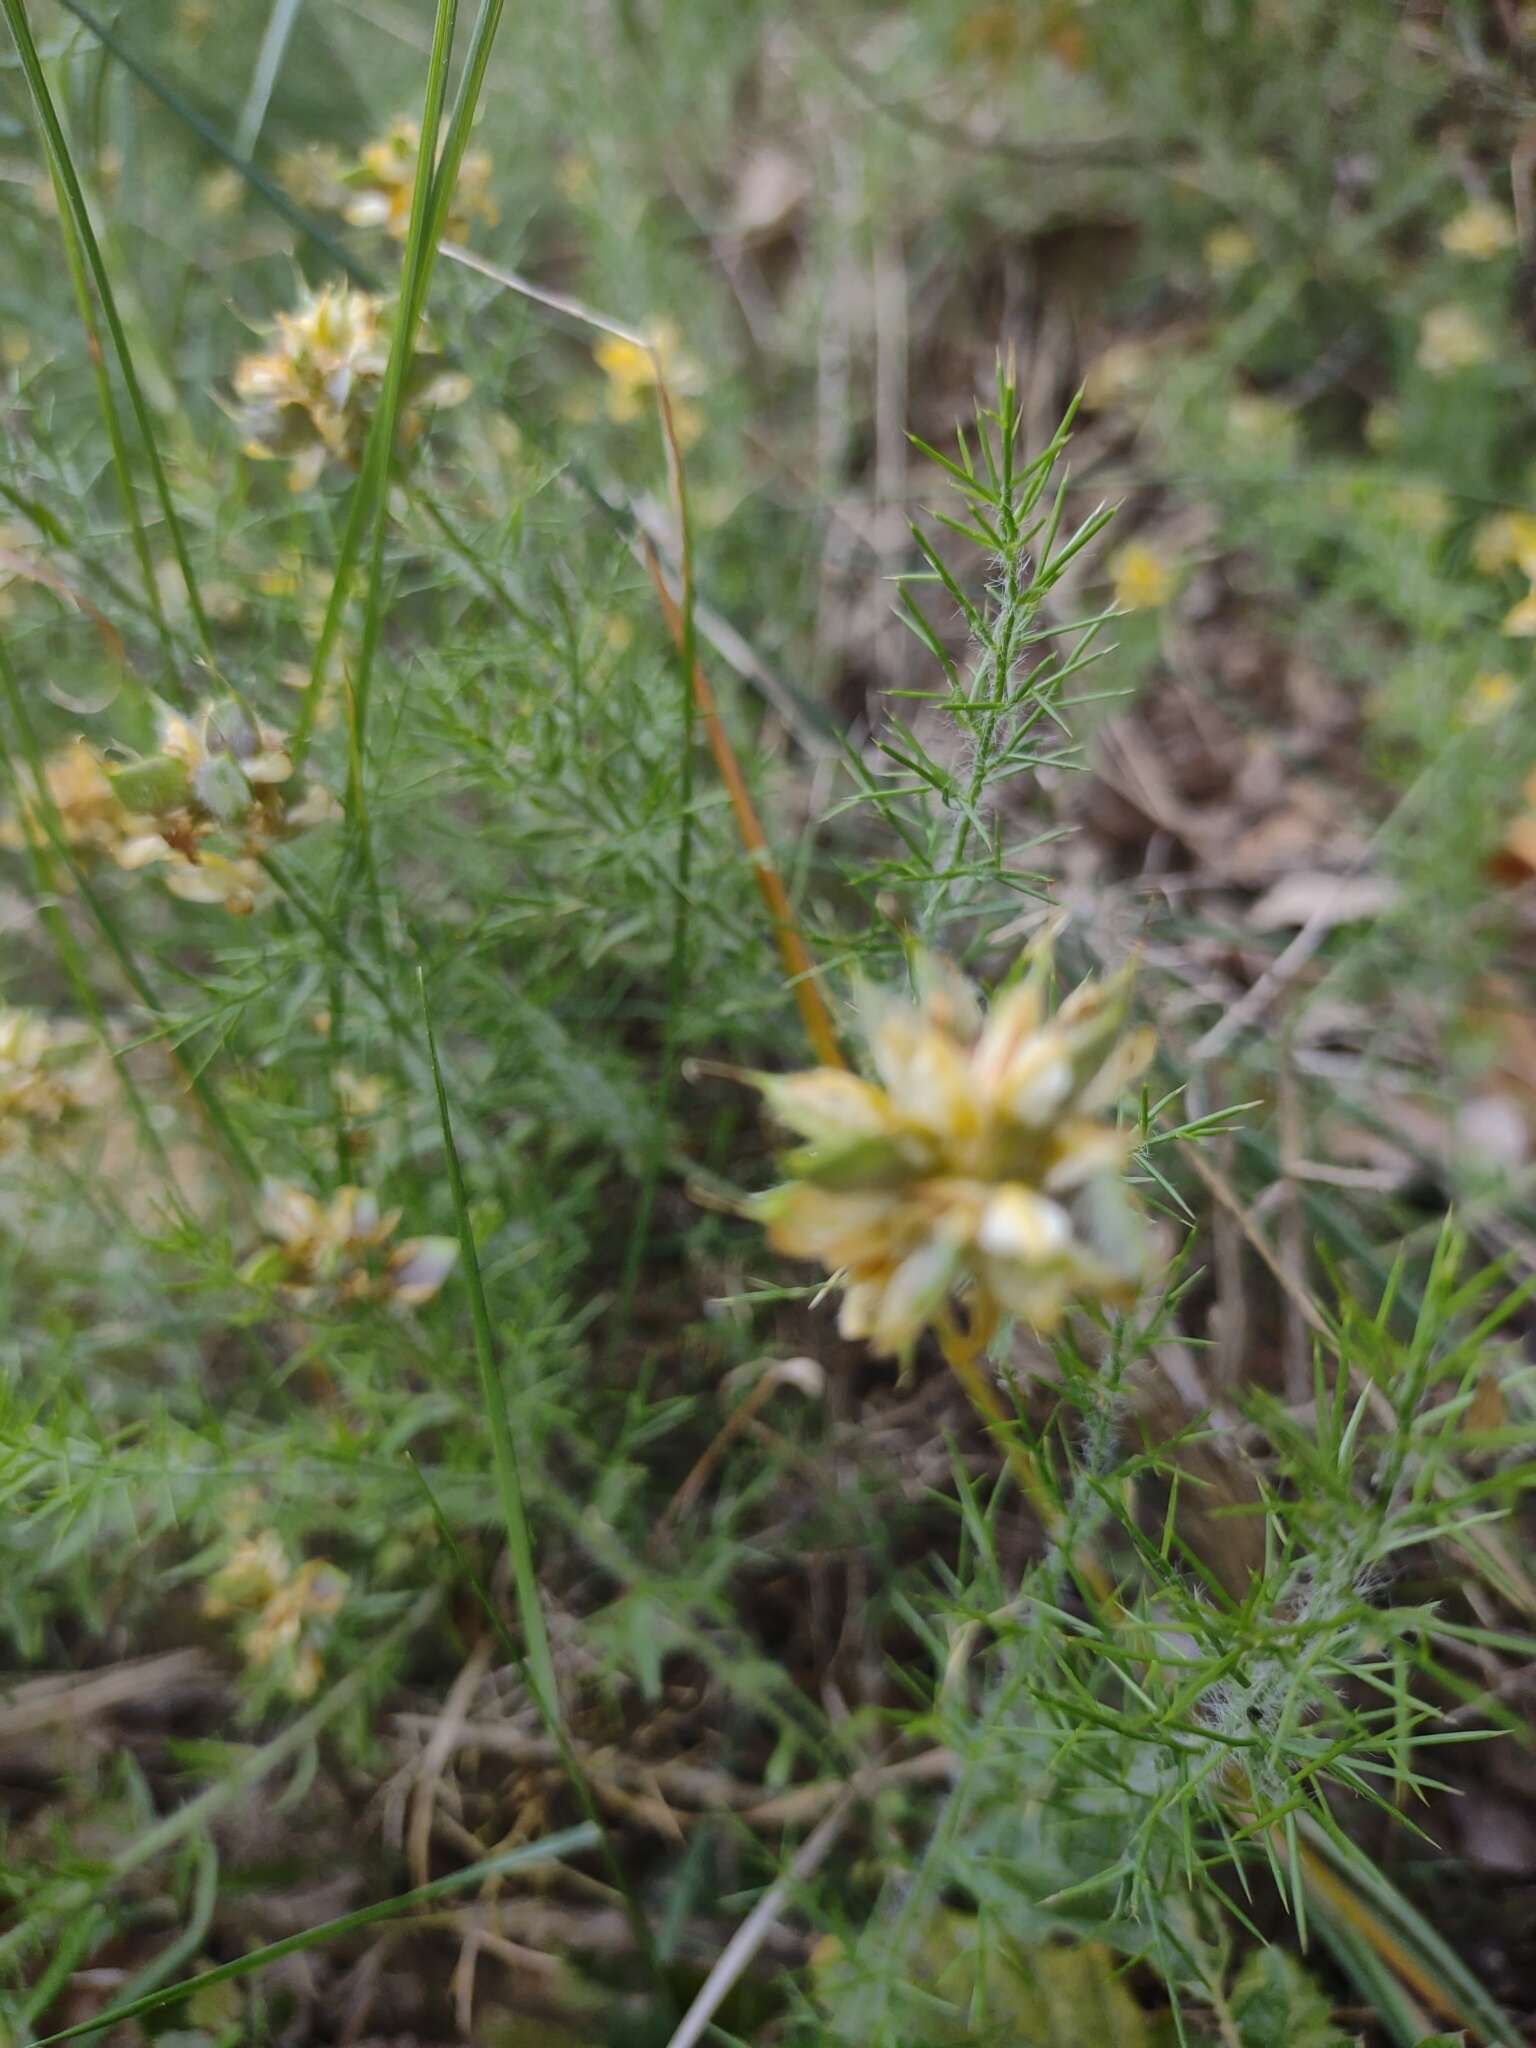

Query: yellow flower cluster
[[593, 318, 705, 447], [1440, 201, 1515, 260], [203, 1531, 347, 1700], [232, 284, 470, 490], [284, 117, 497, 244], [1472, 509, 1536, 637], [744, 945, 1154, 1360], [2, 704, 338, 914], [0, 739, 127, 860], [247, 1179, 458, 1310], [350, 117, 497, 241], [0, 1005, 108, 1150]]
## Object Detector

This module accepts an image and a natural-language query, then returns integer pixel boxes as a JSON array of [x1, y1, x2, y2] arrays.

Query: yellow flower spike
[[89, 699, 335, 914], [1041, 1119, 1135, 1192], [277, 142, 350, 214], [742, 944, 1154, 1361], [203, 1532, 289, 1618], [388, 1237, 460, 1307], [757, 1069, 903, 1145], [335, 1067, 389, 1118], [869, 1235, 966, 1357], [754, 1183, 913, 1269], [205, 1537, 347, 1700], [1080, 339, 1154, 413], [1074, 1022, 1157, 1115], [976, 1184, 1074, 1261], [1503, 585, 1536, 636], [161, 851, 267, 915]]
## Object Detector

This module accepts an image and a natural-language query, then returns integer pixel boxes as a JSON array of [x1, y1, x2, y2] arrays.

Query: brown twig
[[0, 1649, 211, 1739], [655, 1355, 825, 1537], [406, 1635, 492, 1888]]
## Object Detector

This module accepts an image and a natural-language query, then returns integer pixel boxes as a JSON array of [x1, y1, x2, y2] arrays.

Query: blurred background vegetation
[[1, 1, 1535, 2042]]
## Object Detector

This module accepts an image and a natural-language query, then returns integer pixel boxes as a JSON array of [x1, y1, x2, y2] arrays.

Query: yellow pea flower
[[737, 939, 1154, 1361], [1110, 541, 1176, 611]]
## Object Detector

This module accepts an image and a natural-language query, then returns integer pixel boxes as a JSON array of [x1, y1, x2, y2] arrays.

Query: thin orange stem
[[640, 539, 846, 1072]]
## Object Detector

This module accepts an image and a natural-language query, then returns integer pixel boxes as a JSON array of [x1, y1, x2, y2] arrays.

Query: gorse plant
[[834, 378, 1114, 953], [734, 396, 1531, 2048]]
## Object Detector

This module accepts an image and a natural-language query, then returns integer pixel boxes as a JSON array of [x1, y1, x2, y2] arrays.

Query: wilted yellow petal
[[1042, 1120, 1132, 1192], [757, 1069, 898, 1145], [976, 1185, 1073, 1262], [970, 977, 1045, 1090], [1074, 1024, 1156, 1116], [389, 1236, 459, 1306], [757, 1183, 911, 1268], [870, 1238, 963, 1358]]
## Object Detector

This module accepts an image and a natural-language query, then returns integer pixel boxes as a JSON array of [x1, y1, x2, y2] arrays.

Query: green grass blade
[[419, 966, 558, 1722], [340, 0, 460, 857], [0, 0, 218, 674], [44, 168, 178, 677], [233, 0, 304, 158], [1298, 1815, 1524, 2048], [606, 405, 701, 1361], [1308, 1907, 1428, 2048], [30, 1823, 599, 2043], [425, 0, 504, 259], [105, 1835, 220, 2019]]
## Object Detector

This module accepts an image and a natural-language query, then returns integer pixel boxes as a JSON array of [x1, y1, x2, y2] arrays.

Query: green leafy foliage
[[1229, 1946, 1350, 2048], [816, 1915, 1151, 2047], [0, 1, 1532, 2042]]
